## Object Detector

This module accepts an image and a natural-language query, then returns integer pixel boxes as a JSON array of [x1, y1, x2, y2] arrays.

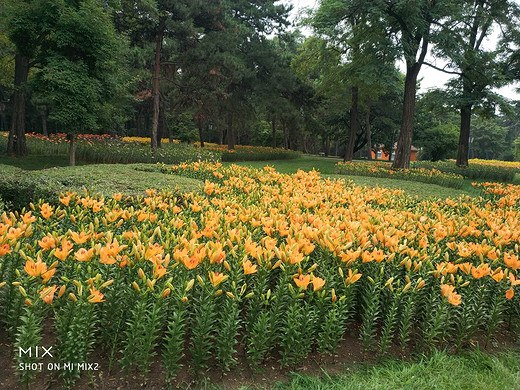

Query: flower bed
[[0, 132, 219, 164], [413, 160, 517, 182], [1, 162, 519, 387], [334, 161, 464, 188]]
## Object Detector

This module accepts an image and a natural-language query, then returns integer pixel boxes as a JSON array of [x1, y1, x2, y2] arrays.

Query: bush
[[0, 163, 201, 209], [412, 160, 516, 182]]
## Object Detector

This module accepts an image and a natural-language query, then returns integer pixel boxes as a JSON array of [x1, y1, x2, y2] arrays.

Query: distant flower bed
[[123, 136, 181, 144], [334, 161, 464, 189], [193, 143, 301, 161], [463, 159, 520, 171], [0, 132, 219, 164], [413, 160, 516, 182]]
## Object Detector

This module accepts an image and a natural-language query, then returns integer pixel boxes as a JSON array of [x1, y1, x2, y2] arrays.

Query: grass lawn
[[226, 155, 343, 174], [273, 349, 520, 390]]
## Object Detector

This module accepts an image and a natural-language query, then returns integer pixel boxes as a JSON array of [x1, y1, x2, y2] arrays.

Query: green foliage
[[470, 118, 510, 160], [417, 123, 459, 161]]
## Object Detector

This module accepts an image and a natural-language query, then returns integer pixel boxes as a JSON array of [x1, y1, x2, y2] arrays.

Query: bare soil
[[0, 322, 517, 390]]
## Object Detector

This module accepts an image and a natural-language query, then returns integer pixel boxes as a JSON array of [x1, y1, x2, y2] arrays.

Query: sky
[[284, 0, 520, 101]]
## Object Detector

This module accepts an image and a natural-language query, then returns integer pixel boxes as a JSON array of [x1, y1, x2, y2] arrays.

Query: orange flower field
[[1, 162, 520, 386]]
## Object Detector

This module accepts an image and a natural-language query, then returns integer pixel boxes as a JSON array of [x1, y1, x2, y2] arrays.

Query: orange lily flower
[[153, 264, 167, 280], [504, 253, 520, 270], [70, 231, 91, 244], [243, 260, 257, 275], [440, 284, 455, 297], [22, 212, 36, 224], [59, 195, 70, 206], [311, 275, 326, 292], [38, 235, 56, 251], [41, 268, 56, 284], [24, 260, 48, 277], [40, 285, 58, 305], [345, 269, 362, 285], [88, 286, 105, 303], [6, 227, 24, 241], [293, 274, 311, 290], [54, 239, 74, 261], [0, 243, 12, 258], [447, 291, 462, 306], [209, 271, 227, 287], [471, 264, 490, 279], [39, 203, 54, 219], [75, 248, 94, 262]]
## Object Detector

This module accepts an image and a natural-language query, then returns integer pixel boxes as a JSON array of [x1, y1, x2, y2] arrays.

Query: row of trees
[[1, 0, 520, 167]]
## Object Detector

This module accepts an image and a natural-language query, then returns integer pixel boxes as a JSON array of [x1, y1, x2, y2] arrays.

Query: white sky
[[285, 0, 520, 101]]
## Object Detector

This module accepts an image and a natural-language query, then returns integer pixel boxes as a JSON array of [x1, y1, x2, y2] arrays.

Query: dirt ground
[[1, 323, 517, 390]]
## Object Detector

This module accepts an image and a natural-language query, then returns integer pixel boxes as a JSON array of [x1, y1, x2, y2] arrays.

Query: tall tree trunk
[[456, 103, 472, 167], [40, 110, 48, 137], [282, 120, 288, 149], [271, 118, 276, 148], [227, 113, 234, 150], [157, 100, 166, 148], [219, 128, 224, 145], [151, 18, 165, 152], [365, 105, 372, 161], [68, 133, 76, 166], [324, 136, 330, 157], [392, 64, 421, 169], [344, 86, 358, 162], [197, 114, 204, 147], [7, 55, 29, 156]]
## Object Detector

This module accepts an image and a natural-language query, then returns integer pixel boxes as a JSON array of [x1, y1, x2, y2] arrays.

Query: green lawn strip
[[0, 163, 201, 208], [273, 349, 520, 390], [226, 155, 342, 174]]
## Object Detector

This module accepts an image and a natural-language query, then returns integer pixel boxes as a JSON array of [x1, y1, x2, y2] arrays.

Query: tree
[[427, 0, 520, 167], [309, 0, 397, 162], [31, 0, 124, 165], [2, 0, 61, 156]]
